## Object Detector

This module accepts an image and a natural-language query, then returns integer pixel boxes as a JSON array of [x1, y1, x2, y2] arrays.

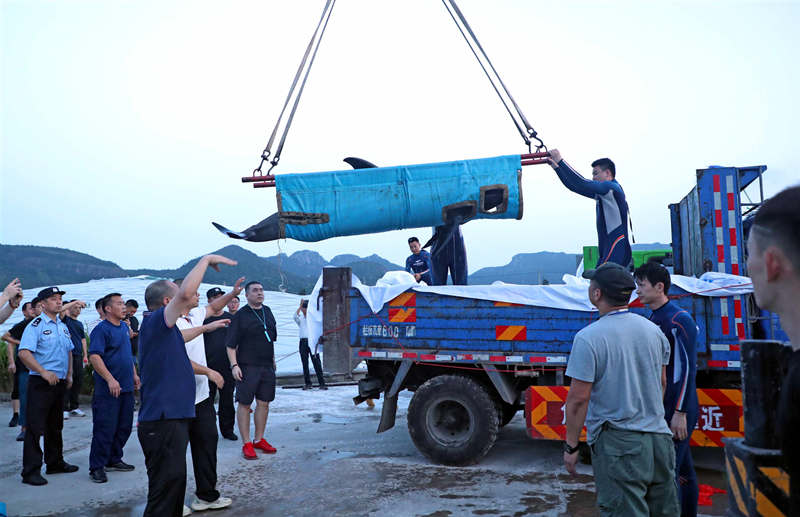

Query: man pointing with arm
[[137, 254, 237, 517]]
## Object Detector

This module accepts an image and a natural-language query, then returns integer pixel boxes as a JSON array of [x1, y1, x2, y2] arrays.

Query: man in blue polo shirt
[[138, 254, 237, 517], [88, 293, 140, 484], [17, 287, 80, 486]]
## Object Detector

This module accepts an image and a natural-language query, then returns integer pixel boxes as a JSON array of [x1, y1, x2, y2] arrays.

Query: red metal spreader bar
[[241, 152, 551, 189], [520, 152, 550, 166], [242, 174, 276, 189]]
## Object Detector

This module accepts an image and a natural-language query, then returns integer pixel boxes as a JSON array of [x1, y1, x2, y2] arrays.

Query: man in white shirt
[[294, 299, 326, 390], [87, 298, 105, 335], [175, 278, 243, 513]]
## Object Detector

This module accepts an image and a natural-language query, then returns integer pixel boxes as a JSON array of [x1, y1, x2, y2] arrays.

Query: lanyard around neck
[[250, 305, 272, 343]]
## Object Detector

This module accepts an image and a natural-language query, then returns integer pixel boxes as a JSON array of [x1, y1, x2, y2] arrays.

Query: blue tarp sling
[[274, 155, 522, 242]]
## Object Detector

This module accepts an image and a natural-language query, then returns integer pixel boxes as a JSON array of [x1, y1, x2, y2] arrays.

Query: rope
[[276, 240, 288, 293], [441, 0, 545, 151]]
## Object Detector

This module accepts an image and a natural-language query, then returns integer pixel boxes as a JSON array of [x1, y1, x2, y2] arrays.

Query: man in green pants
[[563, 263, 679, 516]]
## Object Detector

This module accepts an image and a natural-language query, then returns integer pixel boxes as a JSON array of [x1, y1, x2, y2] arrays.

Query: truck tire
[[407, 375, 499, 466]]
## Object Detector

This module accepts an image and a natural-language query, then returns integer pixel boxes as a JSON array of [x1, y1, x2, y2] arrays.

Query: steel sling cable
[[441, 0, 546, 152], [272, 0, 336, 170], [254, 0, 336, 175]]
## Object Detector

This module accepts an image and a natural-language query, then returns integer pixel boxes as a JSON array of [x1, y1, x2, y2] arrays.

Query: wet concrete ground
[[0, 388, 729, 516]]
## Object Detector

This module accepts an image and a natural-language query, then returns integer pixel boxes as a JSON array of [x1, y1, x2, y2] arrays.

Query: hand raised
[[232, 277, 245, 296], [3, 278, 22, 300], [547, 148, 562, 167], [204, 254, 238, 272]]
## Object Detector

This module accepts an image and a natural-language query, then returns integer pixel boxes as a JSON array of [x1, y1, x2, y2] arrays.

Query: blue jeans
[[18, 370, 29, 428]]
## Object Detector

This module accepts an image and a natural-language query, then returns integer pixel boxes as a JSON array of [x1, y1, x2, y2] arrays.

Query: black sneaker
[[90, 469, 108, 483], [302, 384, 311, 390], [221, 431, 238, 441], [318, 385, 328, 390], [106, 461, 135, 472], [22, 473, 47, 486], [8, 413, 19, 427], [16, 429, 25, 441], [46, 462, 79, 474]]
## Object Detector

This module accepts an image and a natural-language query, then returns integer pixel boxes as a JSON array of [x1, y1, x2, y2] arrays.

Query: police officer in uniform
[[17, 287, 80, 486]]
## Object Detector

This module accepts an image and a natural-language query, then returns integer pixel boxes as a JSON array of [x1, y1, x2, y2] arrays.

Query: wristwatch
[[564, 441, 580, 454]]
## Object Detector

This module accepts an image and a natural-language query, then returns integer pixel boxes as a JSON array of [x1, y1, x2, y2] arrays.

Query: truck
[[316, 164, 788, 466]]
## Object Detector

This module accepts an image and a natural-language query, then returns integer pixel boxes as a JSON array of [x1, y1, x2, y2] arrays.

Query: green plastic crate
[[582, 246, 671, 271]]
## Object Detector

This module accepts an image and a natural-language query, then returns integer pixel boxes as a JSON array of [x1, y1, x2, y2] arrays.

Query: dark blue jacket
[[553, 161, 632, 267], [405, 250, 433, 284], [649, 301, 698, 419]]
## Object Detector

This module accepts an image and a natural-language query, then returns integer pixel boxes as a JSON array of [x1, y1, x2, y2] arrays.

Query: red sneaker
[[253, 438, 277, 454], [242, 442, 258, 460]]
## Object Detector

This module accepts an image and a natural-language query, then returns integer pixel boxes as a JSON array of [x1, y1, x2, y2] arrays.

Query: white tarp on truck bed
[[306, 269, 753, 350]]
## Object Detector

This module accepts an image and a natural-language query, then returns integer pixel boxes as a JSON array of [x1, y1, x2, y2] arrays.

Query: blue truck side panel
[[349, 285, 766, 371]]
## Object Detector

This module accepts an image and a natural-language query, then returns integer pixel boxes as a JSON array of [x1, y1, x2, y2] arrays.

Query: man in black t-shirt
[[3, 298, 42, 440], [203, 287, 237, 441], [226, 281, 277, 460], [746, 186, 800, 513]]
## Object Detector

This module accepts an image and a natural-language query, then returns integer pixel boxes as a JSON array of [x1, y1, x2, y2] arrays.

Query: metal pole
[[321, 267, 352, 375]]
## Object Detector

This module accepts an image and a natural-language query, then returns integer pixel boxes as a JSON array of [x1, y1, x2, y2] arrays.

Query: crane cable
[[441, 0, 545, 153], [254, 0, 337, 176], [253, 0, 545, 177]]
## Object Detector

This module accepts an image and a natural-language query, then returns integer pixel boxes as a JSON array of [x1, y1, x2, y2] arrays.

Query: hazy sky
[[2, 0, 798, 272]]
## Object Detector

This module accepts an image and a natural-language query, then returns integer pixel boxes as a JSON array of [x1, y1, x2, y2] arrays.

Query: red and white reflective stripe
[[356, 350, 566, 364], [712, 175, 725, 274], [529, 356, 568, 364], [733, 296, 745, 339], [708, 360, 741, 368], [719, 298, 730, 335], [726, 176, 740, 276], [710, 344, 741, 351]]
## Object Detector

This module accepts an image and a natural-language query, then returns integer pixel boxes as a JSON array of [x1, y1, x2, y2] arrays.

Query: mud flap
[[376, 359, 413, 433], [377, 393, 398, 433], [482, 363, 517, 405]]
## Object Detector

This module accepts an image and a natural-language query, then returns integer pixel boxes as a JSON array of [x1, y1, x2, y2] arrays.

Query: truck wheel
[[407, 375, 499, 466]]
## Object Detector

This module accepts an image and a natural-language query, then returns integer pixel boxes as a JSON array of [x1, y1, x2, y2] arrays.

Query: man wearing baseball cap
[[17, 287, 80, 486], [562, 263, 678, 516], [203, 287, 238, 440]]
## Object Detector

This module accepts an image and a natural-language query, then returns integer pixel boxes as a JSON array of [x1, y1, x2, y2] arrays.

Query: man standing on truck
[[563, 262, 678, 516], [405, 237, 433, 285], [547, 150, 632, 268], [746, 185, 800, 513], [635, 261, 699, 517]]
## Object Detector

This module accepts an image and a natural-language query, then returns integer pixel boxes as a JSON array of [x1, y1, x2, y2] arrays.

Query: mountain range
[[0, 244, 413, 294], [0, 243, 667, 294]]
